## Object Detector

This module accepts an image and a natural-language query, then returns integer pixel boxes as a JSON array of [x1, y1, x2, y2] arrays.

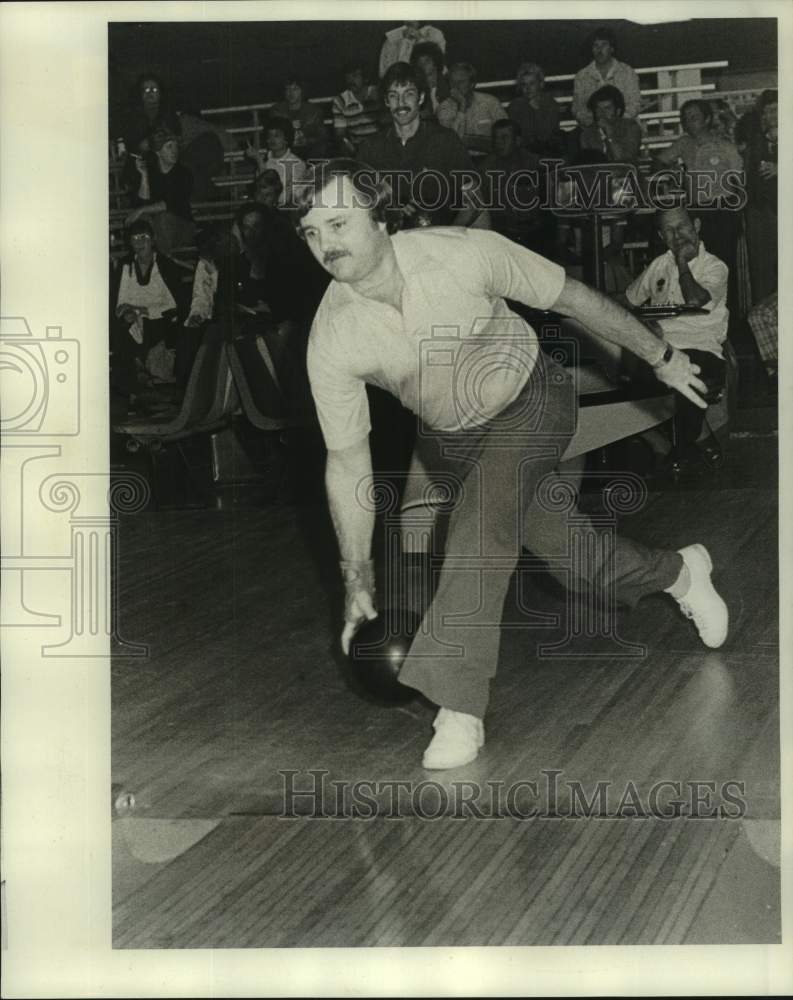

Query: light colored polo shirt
[[572, 59, 642, 124], [625, 242, 728, 358], [437, 91, 507, 153], [307, 227, 566, 450]]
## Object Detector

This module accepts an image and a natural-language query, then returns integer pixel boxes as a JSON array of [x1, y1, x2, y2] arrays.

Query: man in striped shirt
[[332, 63, 383, 154]]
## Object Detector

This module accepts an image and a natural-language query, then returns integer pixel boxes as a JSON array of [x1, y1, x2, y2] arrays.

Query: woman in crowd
[[507, 62, 566, 157], [114, 73, 173, 157], [125, 124, 197, 254], [270, 77, 327, 160], [112, 219, 190, 392], [410, 41, 450, 118]]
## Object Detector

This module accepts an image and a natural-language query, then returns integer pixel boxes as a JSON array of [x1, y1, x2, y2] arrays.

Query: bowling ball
[[347, 608, 422, 705]]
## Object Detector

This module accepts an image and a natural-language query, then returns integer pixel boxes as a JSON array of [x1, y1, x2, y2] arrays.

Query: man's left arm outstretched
[[551, 275, 709, 409]]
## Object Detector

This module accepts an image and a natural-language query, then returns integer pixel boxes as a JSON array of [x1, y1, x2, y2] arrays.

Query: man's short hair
[[587, 84, 625, 116], [591, 26, 617, 49], [265, 115, 295, 148], [680, 99, 714, 125], [381, 61, 422, 93], [448, 61, 477, 84], [655, 198, 696, 228], [293, 158, 393, 227], [515, 61, 545, 85]]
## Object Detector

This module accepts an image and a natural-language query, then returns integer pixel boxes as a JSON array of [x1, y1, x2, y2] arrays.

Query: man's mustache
[[323, 251, 350, 265]]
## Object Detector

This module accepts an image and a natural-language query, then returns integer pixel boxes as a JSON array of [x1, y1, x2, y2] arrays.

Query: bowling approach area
[[111, 421, 780, 949]]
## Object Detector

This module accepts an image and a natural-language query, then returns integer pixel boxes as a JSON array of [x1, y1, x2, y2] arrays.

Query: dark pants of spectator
[[673, 348, 726, 452], [111, 315, 190, 394], [744, 203, 778, 305], [398, 350, 683, 718]]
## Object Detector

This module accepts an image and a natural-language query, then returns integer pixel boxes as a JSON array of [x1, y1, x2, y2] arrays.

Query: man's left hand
[[675, 243, 698, 268], [654, 347, 708, 409]]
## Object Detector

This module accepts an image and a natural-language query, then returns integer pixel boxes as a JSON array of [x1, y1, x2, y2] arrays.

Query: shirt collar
[[588, 58, 618, 79]]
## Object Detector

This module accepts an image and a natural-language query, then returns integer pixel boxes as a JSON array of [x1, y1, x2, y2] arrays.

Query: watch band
[[651, 343, 675, 369]]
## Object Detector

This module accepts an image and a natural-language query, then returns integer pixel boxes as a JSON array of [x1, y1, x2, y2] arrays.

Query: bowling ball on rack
[[347, 608, 422, 705]]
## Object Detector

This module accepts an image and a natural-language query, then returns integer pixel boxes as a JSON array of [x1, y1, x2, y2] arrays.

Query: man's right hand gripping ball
[[340, 559, 378, 655]]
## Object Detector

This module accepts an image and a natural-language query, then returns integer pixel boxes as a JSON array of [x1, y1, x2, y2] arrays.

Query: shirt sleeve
[[621, 65, 642, 120], [623, 118, 643, 161], [306, 315, 371, 452], [571, 69, 592, 126], [695, 255, 728, 309], [466, 229, 566, 309], [625, 263, 653, 306], [188, 258, 217, 320]]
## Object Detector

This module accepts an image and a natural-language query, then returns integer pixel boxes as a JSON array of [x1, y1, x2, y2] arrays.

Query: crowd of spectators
[[109, 23, 778, 465]]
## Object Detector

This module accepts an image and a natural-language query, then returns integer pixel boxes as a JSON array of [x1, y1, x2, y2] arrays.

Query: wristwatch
[[651, 342, 675, 369]]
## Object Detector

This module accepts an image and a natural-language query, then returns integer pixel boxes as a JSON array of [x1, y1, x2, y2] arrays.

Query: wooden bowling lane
[[112, 462, 780, 946], [112, 810, 780, 948], [113, 481, 778, 823]]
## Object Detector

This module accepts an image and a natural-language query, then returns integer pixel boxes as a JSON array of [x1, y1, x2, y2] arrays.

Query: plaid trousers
[[748, 291, 778, 364]]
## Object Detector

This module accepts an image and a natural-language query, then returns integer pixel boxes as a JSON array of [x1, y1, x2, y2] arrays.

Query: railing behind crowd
[[110, 58, 770, 251]]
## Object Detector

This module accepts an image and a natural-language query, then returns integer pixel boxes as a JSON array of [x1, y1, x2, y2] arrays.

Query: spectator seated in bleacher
[[737, 90, 777, 306], [227, 201, 329, 407], [175, 109, 237, 202], [478, 119, 556, 255], [247, 116, 309, 207], [652, 99, 744, 299], [358, 63, 489, 230], [248, 168, 284, 208], [747, 291, 778, 386], [379, 21, 446, 78], [623, 205, 728, 477], [579, 85, 642, 164], [125, 123, 197, 254], [572, 26, 641, 128], [506, 62, 567, 158], [332, 62, 382, 154], [113, 73, 174, 159], [410, 41, 450, 118], [436, 62, 506, 156], [271, 77, 328, 161], [112, 219, 191, 396]]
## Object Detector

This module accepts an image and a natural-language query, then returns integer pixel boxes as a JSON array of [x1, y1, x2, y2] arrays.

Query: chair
[[112, 327, 237, 507], [112, 326, 233, 447], [225, 333, 302, 431]]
